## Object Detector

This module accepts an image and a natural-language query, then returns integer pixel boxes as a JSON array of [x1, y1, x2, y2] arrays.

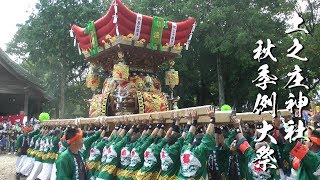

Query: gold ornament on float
[[86, 74, 100, 91], [113, 63, 129, 81], [86, 64, 100, 91], [165, 69, 179, 89], [113, 51, 129, 81]]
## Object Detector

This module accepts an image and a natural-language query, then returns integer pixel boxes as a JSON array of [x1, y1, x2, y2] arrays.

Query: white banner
[[169, 23, 177, 47], [134, 14, 143, 41]]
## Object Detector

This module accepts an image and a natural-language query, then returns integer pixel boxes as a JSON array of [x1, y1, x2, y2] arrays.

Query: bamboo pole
[[40, 105, 291, 126]]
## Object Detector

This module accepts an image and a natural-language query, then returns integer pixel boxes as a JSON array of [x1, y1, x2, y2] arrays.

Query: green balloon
[[39, 112, 50, 122], [221, 104, 232, 111]]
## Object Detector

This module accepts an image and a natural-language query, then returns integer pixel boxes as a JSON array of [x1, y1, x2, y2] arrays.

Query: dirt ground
[[0, 154, 17, 180]]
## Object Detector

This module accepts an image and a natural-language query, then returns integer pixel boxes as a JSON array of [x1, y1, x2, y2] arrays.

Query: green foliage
[[6, 0, 319, 117], [6, 0, 108, 117]]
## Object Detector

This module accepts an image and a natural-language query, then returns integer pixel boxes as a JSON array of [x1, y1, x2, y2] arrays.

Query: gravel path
[[0, 154, 17, 180]]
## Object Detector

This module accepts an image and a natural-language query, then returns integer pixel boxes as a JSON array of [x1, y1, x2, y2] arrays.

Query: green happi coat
[[208, 130, 236, 180], [237, 138, 280, 180], [295, 151, 320, 179], [97, 133, 131, 180], [159, 133, 195, 180], [136, 137, 168, 179], [15, 134, 25, 156], [178, 133, 216, 180], [58, 138, 68, 155], [87, 137, 109, 179], [41, 135, 52, 163], [120, 135, 154, 180], [80, 131, 101, 160], [270, 141, 292, 177], [47, 133, 62, 164], [30, 134, 41, 158], [288, 141, 320, 180], [117, 135, 144, 178], [33, 134, 43, 161], [56, 148, 87, 180], [117, 134, 149, 180], [27, 129, 40, 157]]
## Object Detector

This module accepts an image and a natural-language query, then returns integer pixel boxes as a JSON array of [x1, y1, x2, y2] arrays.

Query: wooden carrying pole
[[40, 105, 291, 127]]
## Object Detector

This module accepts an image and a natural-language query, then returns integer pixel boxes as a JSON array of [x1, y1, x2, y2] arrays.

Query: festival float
[[42, 0, 293, 127]]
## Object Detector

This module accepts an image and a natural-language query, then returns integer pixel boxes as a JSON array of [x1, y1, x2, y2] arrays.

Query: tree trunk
[[217, 54, 225, 107], [59, 62, 66, 118], [55, 101, 59, 118]]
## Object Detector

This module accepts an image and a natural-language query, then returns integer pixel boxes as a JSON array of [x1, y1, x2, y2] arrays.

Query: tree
[[6, 0, 109, 118], [125, 0, 298, 110]]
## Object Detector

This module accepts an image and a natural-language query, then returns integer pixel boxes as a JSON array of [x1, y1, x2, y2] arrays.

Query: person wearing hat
[[56, 126, 87, 180]]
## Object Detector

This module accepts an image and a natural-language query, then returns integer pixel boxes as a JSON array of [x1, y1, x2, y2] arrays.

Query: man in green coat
[[136, 122, 168, 179], [15, 126, 32, 179], [56, 127, 87, 180], [177, 109, 216, 180], [235, 119, 280, 180], [158, 113, 194, 180], [96, 123, 135, 180], [20, 128, 41, 177], [290, 128, 320, 180], [80, 130, 101, 160], [118, 122, 160, 180]]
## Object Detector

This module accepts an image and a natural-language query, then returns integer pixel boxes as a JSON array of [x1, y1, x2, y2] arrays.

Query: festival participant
[[208, 124, 238, 180], [268, 117, 293, 180], [80, 129, 101, 160], [15, 126, 32, 179], [86, 129, 109, 179], [20, 128, 41, 177], [96, 118, 136, 180], [289, 128, 320, 179], [116, 123, 142, 178], [27, 128, 50, 180], [177, 108, 216, 180], [234, 119, 280, 180], [50, 128, 68, 180], [118, 118, 160, 180], [56, 126, 87, 180], [158, 113, 194, 179], [37, 129, 62, 180], [136, 116, 170, 179]]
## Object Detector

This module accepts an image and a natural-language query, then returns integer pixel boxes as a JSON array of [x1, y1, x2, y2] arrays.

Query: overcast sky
[[0, 0, 307, 53], [0, 0, 37, 50]]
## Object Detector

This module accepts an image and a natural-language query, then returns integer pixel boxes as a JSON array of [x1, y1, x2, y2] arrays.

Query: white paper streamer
[[116, 25, 119, 36], [69, 30, 74, 37], [78, 43, 82, 55], [113, 15, 118, 24], [73, 38, 76, 47], [184, 23, 196, 50], [113, 1, 119, 37], [169, 22, 177, 47]]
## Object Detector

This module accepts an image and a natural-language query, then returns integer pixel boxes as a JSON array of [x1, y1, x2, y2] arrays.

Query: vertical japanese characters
[[252, 16, 310, 118], [251, 16, 311, 173]]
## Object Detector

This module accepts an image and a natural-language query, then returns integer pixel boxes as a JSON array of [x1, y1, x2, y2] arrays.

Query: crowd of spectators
[[0, 117, 39, 154]]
